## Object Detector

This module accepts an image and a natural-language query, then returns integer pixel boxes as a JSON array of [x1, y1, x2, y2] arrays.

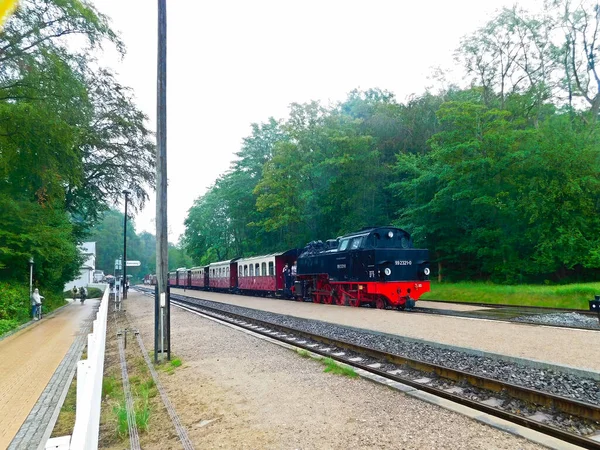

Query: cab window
[[350, 236, 363, 249], [339, 239, 350, 251]]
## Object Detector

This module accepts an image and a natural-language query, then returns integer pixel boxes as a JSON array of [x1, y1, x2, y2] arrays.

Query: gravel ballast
[[514, 312, 600, 329], [169, 292, 600, 407], [125, 291, 544, 450]]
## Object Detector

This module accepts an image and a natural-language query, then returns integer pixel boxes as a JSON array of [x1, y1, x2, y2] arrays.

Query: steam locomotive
[[161, 226, 430, 310]]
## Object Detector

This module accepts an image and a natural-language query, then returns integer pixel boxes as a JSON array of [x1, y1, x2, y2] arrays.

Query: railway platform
[[168, 287, 600, 373], [0, 299, 97, 450]]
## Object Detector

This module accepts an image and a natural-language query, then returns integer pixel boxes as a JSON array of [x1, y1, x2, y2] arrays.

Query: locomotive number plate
[[395, 260, 412, 265]]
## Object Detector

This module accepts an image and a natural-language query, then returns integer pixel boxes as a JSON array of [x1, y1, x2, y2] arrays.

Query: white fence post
[[47, 285, 109, 450]]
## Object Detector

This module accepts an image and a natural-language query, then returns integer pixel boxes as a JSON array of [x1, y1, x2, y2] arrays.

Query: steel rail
[[414, 306, 600, 332], [141, 289, 600, 449], [421, 299, 596, 315]]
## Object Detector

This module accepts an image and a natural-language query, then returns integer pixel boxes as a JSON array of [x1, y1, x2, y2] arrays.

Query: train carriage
[[208, 259, 239, 291], [190, 266, 208, 289], [176, 267, 189, 288], [168, 271, 176, 287], [237, 249, 299, 296]]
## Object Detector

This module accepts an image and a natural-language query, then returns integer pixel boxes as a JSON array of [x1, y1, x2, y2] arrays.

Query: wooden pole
[[123, 190, 129, 299], [155, 0, 169, 362]]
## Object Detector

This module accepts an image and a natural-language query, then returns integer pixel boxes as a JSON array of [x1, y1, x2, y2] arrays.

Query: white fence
[[46, 286, 110, 449]]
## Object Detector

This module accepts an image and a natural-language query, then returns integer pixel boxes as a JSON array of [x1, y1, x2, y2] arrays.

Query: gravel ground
[[514, 312, 600, 329], [125, 291, 544, 450], [169, 293, 600, 407]]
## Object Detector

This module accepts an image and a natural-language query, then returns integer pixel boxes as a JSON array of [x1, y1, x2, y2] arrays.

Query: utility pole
[[29, 257, 34, 299], [155, 0, 170, 362], [122, 189, 130, 299]]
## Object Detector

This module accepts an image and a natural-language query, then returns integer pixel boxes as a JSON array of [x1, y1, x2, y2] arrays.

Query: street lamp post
[[28, 257, 34, 299], [122, 189, 130, 299]]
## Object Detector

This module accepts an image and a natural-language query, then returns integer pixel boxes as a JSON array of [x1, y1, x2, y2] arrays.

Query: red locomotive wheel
[[322, 284, 334, 304], [375, 297, 386, 310], [335, 295, 346, 306], [348, 297, 360, 307]]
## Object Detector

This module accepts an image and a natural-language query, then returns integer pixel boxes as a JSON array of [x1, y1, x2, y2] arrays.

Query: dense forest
[[183, 1, 600, 284], [0, 0, 154, 330]]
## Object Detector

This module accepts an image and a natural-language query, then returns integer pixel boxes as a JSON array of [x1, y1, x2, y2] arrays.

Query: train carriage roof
[[237, 248, 302, 265], [208, 257, 240, 268]]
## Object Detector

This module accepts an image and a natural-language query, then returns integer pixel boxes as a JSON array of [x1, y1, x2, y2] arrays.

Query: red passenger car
[[190, 266, 208, 289], [208, 259, 239, 290], [237, 249, 299, 296]]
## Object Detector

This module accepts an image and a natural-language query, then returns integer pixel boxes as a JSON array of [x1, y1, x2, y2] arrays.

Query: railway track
[[135, 287, 600, 449], [413, 305, 600, 331]]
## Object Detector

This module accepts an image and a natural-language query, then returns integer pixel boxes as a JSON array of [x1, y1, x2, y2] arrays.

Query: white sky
[[91, 0, 535, 242]]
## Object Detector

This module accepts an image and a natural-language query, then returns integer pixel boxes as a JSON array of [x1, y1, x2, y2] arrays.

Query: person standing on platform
[[31, 288, 43, 319]]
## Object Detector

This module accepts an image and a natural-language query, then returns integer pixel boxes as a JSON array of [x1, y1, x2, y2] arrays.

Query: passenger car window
[[249, 265, 254, 276], [269, 261, 274, 276], [255, 263, 260, 275], [261, 262, 266, 275]]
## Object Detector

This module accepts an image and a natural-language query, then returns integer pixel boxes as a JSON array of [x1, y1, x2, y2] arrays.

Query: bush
[[63, 286, 104, 299], [87, 287, 103, 298], [0, 282, 30, 323], [0, 281, 67, 336]]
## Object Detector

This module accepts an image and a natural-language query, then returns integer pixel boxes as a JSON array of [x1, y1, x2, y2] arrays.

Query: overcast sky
[[91, 0, 535, 242]]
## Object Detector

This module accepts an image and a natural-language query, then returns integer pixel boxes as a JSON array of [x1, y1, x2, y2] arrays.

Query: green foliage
[[113, 402, 129, 438], [420, 281, 598, 310], [0, 0, 155, 313], [321, 357, 358, 378], [178, 3, 600, 286], [102, 376, 118, 399], [0, 282, 31, 324], [170, 358, 182, 368]]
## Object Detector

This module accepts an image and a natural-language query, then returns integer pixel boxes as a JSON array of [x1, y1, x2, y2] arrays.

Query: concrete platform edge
[[36, 364, 77, 450], [355, 326, 600, 381], [174, 302, 584, 450]]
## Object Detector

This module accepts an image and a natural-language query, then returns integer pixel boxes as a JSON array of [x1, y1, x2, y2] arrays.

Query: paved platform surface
[[417, 300, 493, 311], [170, 287, 599, 372], [0, 300, 97, 449]]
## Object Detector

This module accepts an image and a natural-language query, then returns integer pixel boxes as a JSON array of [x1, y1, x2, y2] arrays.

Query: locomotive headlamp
[[387, 231, 394, 238], [384, 268, 392, 276], [424, 268, 430, 276]]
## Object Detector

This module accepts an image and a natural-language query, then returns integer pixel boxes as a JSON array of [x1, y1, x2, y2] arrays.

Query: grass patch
[[102, 357, 158, 441], [296, 349, 357, 378], [297, 349, 310, 358], [113, 402, 129, 438], [50, 372, 78, 437], [170, 358, 182, 368], [420, 281, 600, 309], [102, 375, 118, 399], [321, 357, 358, 378], [157, 355, 183, 375]]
